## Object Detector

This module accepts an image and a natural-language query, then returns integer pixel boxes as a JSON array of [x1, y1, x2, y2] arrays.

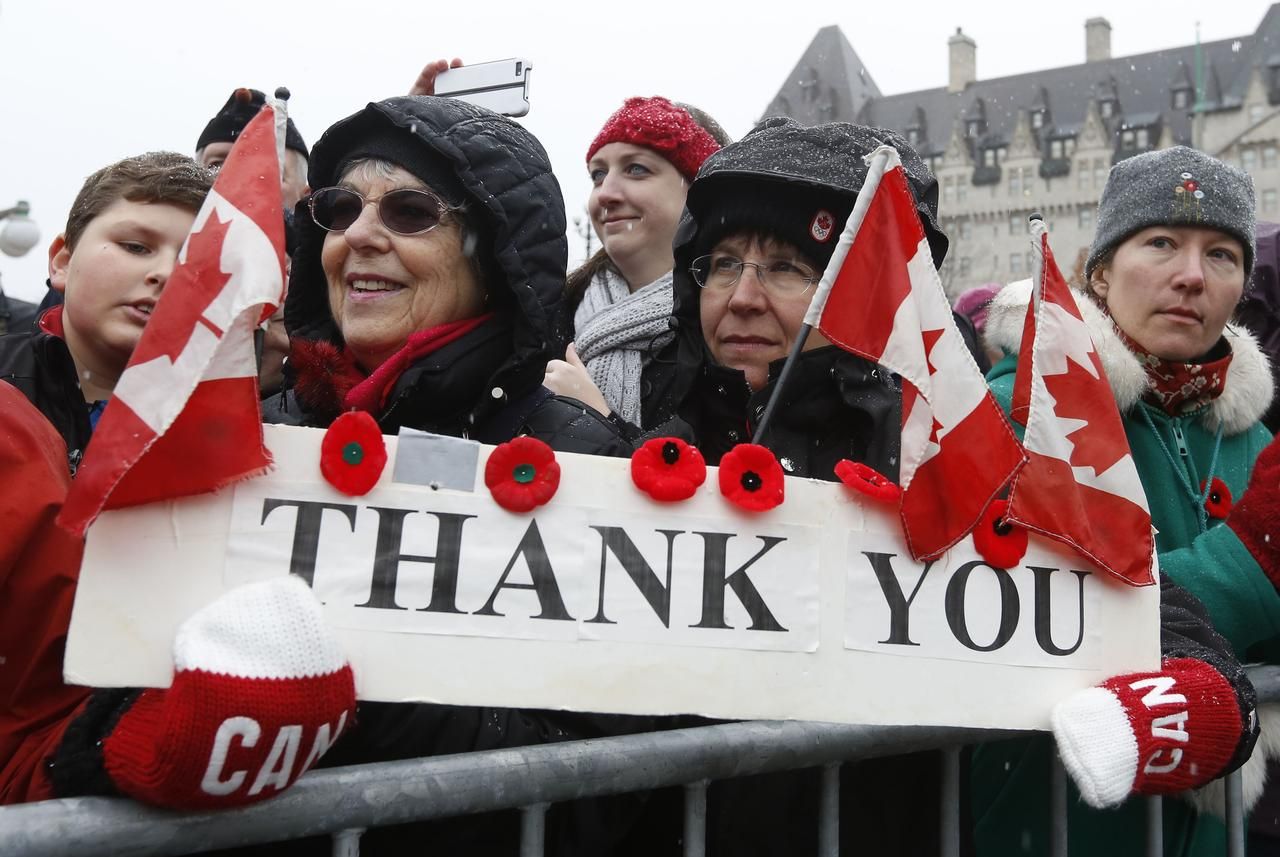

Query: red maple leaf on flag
[[1041, 349, 1129, 476], [130, 212, 233, 365]]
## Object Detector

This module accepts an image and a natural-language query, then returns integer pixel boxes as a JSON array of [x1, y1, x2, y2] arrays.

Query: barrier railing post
[[520, 802, 548, 857], [684, 779, 709, 857], [1146, 795, 1162, 857], [1225, 769, 1245, 857], [331, 828, 363, 857], [940, 746, 961, 857], [819, 762, 840, 857], [1050, 755, 1068, 857]]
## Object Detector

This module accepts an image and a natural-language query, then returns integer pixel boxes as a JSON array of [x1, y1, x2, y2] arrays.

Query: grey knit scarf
[[573, 267, 675, 426]]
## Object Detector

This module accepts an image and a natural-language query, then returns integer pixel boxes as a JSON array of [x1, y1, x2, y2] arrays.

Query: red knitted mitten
[[102, 576, 356, 810], [1228, 435, 1280, 587], [1052, 658, 1241, 808]]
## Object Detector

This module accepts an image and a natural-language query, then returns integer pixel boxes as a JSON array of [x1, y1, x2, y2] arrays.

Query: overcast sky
[[0, 0, 1274, 302]]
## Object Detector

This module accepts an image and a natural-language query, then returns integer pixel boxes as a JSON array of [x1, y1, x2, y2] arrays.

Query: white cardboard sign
[[65, 424, 1160, 730]]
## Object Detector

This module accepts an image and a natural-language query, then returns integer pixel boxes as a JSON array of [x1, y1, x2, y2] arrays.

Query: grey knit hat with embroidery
[[1085, 146, 1256, 282]]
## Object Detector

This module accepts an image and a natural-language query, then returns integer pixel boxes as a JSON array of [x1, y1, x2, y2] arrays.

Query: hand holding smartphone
[[433, 59, 532, 118]]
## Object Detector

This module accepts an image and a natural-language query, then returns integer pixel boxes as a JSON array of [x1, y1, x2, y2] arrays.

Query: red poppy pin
[[631, 437, 707, 502], [718, 443, 785, 512], [834, 459, 901, 504], [1201, 477, 1233, 520], [971, 499, 1028, 569], [320, 410, 388, 496], [485, 436, 561, 513]]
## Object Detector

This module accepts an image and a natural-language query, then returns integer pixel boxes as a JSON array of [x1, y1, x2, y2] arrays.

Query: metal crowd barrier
[[3, 665, 1278, 857]]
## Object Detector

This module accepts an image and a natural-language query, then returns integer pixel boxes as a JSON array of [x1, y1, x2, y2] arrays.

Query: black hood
[[284, 96, 567, 384]]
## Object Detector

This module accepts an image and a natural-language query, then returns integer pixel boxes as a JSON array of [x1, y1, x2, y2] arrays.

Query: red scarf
[[1117, 329, 1232, 416], [343, 315, 492, 413]]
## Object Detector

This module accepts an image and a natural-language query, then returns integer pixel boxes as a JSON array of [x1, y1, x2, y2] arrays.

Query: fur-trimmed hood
[[985, 279, 1273, 436]]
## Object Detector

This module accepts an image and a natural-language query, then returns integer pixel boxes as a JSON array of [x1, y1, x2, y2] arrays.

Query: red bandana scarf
[[1116, 329, 1232, 416]]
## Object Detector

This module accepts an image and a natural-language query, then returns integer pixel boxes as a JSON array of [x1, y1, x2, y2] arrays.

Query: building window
[[960, 257, 971, 277], [1100, 100, 1114, 119], [1265, 189, 1278, 213], [956, 179, 967, 203], [1094, 158, 1108, 188], [1077, 160, 1091, 190], [943, 176, 955, 204], [1050, 139, 1064, 159], [1010, 168, 1020, 196], [1032, 111, 1044, 129], [907, 129, 920, 146], [1265, 146, 1278, 169], [1173, 89, 1190, 110], [1010, 253, 1024, 275], [1009, 213, 1022, 235], [984, 148, 997, 167], [1078, 207, 1093, 230], [959, 219, 973, 240], [1243, 147, 1258, 173], [1136, 128, 1149, 148], [1065, 137, 1076, 156], [1121, 130, 1134, 147]]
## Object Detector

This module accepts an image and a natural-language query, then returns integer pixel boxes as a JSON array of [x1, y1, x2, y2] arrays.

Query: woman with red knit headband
[[543, 96, 728, 427]]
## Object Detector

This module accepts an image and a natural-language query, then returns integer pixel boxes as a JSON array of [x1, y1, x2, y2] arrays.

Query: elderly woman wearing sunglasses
[[261, 96, 655, 851], [266, 96, 631, 456]]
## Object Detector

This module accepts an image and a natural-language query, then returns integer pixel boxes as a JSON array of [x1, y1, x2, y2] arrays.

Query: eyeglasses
[[307, 186, 449, 236], [690, 253, 819, 298]]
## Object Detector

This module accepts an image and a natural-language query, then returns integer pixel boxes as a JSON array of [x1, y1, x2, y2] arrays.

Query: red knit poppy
[[1201, 477, 1234, 520], [971, 499, 1028, 569], [833, 459, 901, 504], [718, 444, 785, 512], [631, 438, 707, 502], [320, 410, 387, 496], [485, 436, 560, 513]]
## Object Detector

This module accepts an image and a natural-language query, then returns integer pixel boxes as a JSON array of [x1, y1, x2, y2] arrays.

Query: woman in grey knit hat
[[978, 145, 1280, 857]]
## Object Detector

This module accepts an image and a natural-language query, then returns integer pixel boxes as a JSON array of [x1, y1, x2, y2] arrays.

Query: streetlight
[[0, 200, 40, 257]]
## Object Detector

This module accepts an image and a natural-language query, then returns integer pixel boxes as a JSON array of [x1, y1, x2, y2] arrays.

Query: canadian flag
[[1005, 223, 1155, 586], [805, 146, 1025, 560], [59, 104, 285, 535]]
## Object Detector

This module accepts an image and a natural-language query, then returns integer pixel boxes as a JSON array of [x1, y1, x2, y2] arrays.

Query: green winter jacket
[[971, 278, 1278, 857]]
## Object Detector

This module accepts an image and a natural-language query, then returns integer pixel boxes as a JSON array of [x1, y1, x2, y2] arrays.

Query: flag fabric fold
[[1005, 222, 1156, 586], [59, 105, 285, 535], [806, 146, 1025, 560]]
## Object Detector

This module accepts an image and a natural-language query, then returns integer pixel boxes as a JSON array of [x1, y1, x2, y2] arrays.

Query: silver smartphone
[[434, 59, 532, 118]]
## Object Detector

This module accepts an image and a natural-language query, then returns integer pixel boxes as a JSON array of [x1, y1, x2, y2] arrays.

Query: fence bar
[[940, 747, 961, 857], [683, 780, 708, 857], [1049, 755, 1068, 857], [1224, 769, 1245, 857], [818, 763, 840, 857], [520, 803, 548, 857], [330, 828, 362, 857], [1, 720, 1014, 857], [1146, 796, 1162, 857]]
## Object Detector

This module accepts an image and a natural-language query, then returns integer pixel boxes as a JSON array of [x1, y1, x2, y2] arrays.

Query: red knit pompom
[[1201, 477, 1234, 520], [320, 411, 387, 496], [485, 436, 560, 513], [631, 438, 707, 502], [834, 460, 901, 504], [718, 444, 785, 512], [971, 499, 1029, 569]]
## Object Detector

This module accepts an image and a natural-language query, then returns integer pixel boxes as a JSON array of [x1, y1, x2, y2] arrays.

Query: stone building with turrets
[[765, 7, 1280, 295]]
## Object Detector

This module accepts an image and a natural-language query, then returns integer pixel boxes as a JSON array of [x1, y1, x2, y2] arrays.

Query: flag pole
[[751, 146, 896, 445]]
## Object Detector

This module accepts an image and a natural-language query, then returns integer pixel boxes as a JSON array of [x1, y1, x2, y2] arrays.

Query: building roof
[[765, 9, 1280, 158]]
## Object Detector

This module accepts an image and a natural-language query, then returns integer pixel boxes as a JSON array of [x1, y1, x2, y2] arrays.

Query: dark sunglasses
[[307, 186, 449, 236]]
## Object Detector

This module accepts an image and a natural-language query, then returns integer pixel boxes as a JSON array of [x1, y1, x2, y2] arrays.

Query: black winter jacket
[[0, 316, 90, 475], [257, 97, 651, 855]]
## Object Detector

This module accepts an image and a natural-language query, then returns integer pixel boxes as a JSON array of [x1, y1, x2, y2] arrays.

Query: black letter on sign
[[944, 560, 1020, 652], [357, 508, 475, 612], [474, 520, 573, 621], [1029, 566, 1090, 656], [691, 533, 787, 632], [587, 527, 683, 627], [261, 499, 358, 587], [861, 551, 935, 646]]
